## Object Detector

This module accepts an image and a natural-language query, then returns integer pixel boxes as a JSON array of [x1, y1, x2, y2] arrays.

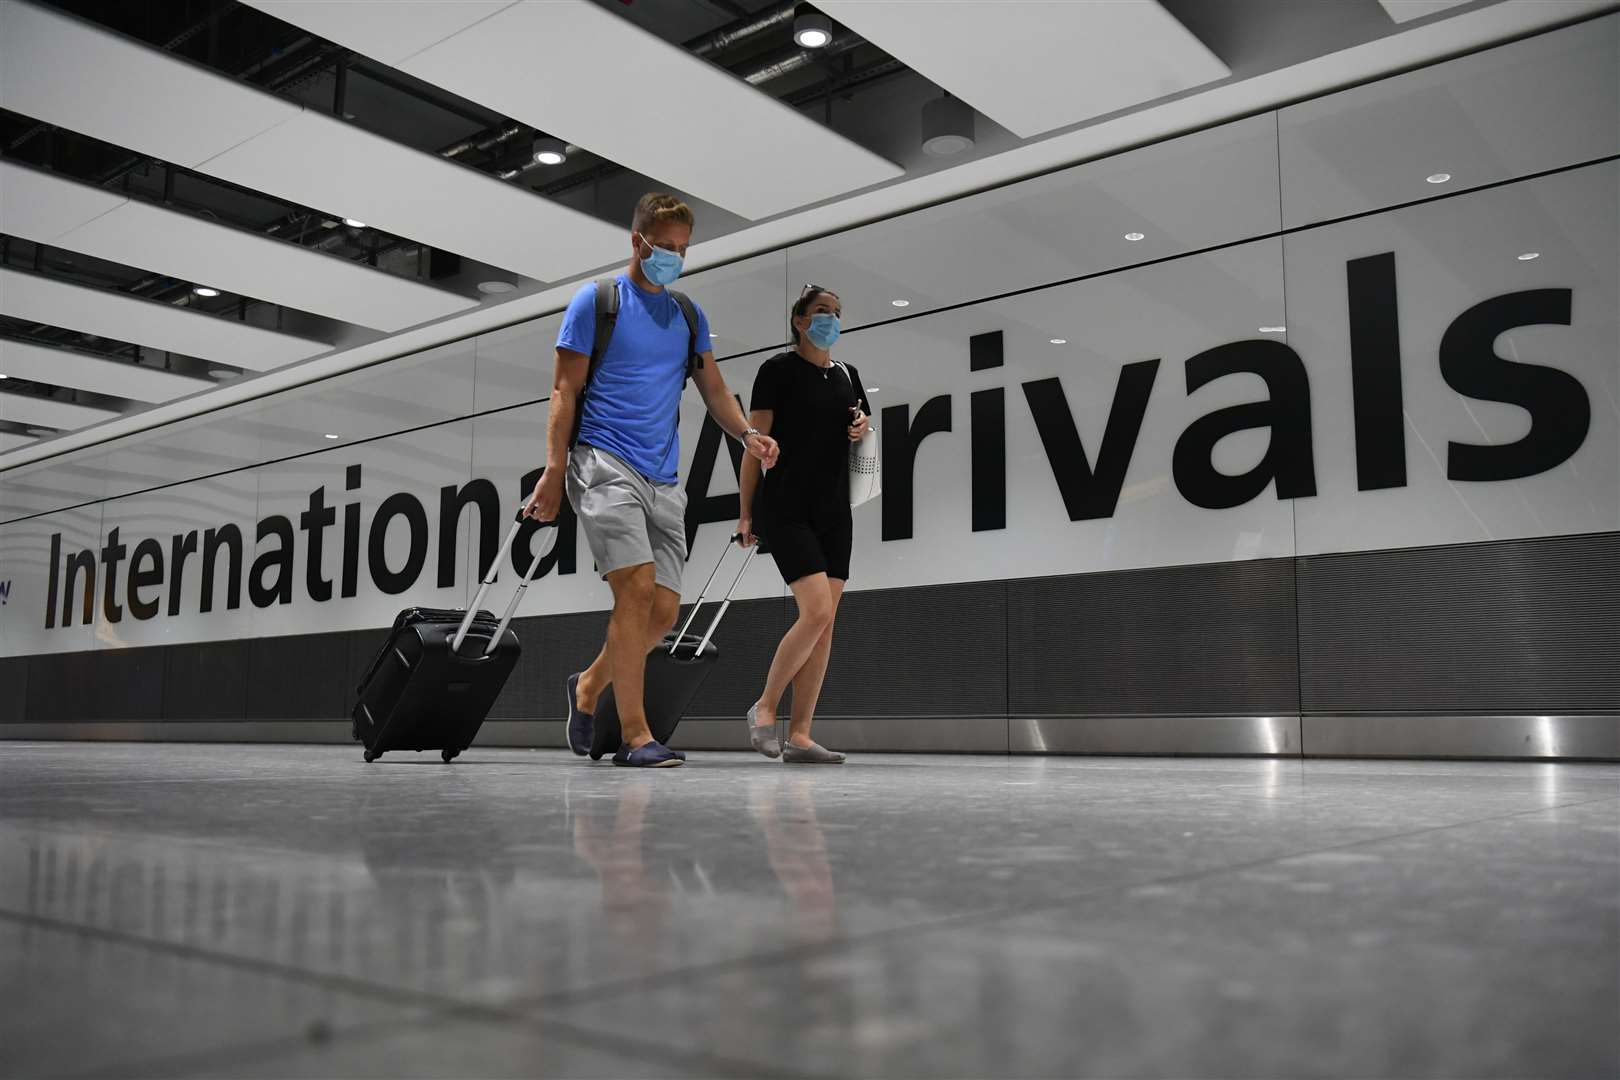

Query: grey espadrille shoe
[[746, 704, 781, 759]]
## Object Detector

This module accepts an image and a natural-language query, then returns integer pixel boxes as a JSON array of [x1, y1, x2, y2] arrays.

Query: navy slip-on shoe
[[565, 673, 592, 757], [612, 740, 685, 768]]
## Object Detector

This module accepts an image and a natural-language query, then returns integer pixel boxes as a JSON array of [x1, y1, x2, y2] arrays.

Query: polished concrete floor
[[0, 743, 1615, 1079]]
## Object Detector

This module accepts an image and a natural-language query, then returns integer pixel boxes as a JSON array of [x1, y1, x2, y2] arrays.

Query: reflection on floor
[[1, 744, 1616, 1078]]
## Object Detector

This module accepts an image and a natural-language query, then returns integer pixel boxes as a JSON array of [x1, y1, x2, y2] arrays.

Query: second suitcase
[[589, 535, 757, 759]]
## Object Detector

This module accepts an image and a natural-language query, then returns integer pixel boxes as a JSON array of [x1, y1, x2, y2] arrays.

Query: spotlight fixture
[[866, 386, 880, 393], [1259, 326, 1287, 333], [0, 373, 7, 379], [921, 93, 975, 156], [1049, 338, 1068, 345], [793, 8, 832, 48], [343, 218, 367, 228], [192, 286, 220, 297], [1517, 252, 1541, 261], [324, 433, 341, 440], [1425, 172, 1451, 184], [1124, 232, 1145, 242], [207, 368, 240, 380], [532, 136, 567, 166], [477, 280, 517, 295], [891, 299, 911, 308]]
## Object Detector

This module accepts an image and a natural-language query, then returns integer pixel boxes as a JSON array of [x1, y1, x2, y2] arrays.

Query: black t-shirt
[[750, 350, 872, 525]]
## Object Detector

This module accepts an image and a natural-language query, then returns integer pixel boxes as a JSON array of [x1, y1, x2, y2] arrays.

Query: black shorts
[[759, 515, 852, 584]]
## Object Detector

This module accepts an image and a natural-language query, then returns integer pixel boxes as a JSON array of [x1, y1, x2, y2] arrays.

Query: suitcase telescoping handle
[[451, 509, 557, 658], [670, 533, 758, 659]]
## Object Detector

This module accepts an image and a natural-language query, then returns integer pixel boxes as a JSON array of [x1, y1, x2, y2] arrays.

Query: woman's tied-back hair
[[632, 192, 694, 235], [790, 284, 840, 347]]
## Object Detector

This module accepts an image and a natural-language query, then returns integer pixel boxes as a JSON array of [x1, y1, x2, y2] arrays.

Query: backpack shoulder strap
[[668, 289, 703, 381], [572, 278, 618, 448]]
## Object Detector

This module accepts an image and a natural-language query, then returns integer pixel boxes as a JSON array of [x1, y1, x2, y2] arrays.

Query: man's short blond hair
[[632, 192, 694, 235]]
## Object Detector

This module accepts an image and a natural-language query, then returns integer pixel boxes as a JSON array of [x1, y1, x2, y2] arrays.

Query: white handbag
[[835, 362, 881, 509]]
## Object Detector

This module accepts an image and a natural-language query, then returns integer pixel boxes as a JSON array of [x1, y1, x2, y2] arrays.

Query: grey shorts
[[566, 444, 688, 593]]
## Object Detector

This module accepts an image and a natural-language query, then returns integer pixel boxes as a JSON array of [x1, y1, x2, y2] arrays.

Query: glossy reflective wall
[[2, 15, 1616, 757]]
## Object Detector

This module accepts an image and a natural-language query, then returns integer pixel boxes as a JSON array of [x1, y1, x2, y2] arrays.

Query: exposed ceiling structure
[[0, 0, 1588, 463]]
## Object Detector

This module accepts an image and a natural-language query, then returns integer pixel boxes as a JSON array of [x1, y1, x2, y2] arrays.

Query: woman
[[737, 284, 872, 764]]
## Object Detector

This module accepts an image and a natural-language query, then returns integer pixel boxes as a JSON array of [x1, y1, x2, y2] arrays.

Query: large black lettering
[[439, 479, 500, 589], [1023, 359, 1160, 522], [684, 405, 746, 551], [368, 493, 428, 595], [250, 515, 296, 607], [61, 546, 95, 628], [1173, 341, 1316, 510], [514, 467, 576, 578], [341, 465, 362, 599], [971, 388, 1006, 532], [127, 538, 165, 621], [1348, 252, 1408, 491], [1439, 289, 1588, 481], [300, 486, 336, 602], [168, 531, 198, 617], [881, 395, 953, 541], [45, 533, 59, 629], [100, 527, 127, 625], [200, 524, 243, 613]]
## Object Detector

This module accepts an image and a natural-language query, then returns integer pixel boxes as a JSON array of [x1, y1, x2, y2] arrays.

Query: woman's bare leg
[[787, 579, 845, 748], [753, 573, 834, 726]]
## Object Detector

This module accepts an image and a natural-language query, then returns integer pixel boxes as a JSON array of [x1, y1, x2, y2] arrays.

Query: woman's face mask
[[636, 233, 684, 286], [805, 312, 841, 349]]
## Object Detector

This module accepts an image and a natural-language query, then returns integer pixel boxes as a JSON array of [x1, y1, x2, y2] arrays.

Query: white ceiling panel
[[0, 432, 39, 452], [248, 1, 516, 65], [0, 0, 297, 167], [0, 391, 120, 430], [202, 109, 626, 283], [0, 157, 126, 241], [1379, 1, 1475, 23], [0, 163, 479, 333], [0, 269, 329, 372], [245, 0, 905, 221], [0, 339, 213, 404], [817, 0, 1230, 139], [4, 0, 624, 285]]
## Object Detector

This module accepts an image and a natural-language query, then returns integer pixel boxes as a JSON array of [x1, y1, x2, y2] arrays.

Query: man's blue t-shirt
[[557, 273, 711, 485]]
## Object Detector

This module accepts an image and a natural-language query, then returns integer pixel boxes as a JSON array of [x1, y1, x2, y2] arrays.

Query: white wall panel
[[0, 269, 330, 371], [1285, 162, 1619, 556], [0, 0, 297, 168], [0, 392, 120, 430], [1278, 13, 1620, 227], [789, 115, 1281, 327], [0, 339, 212, 404], [246, 1, 515, 66], [255, 0, 904, 220], [818, 0, 1229, 139], [0, 504, 100, 656], [202, 110, 626, 284], [0, 158, 125, 241]]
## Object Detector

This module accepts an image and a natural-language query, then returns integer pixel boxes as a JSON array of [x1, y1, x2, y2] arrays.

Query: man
[[523, 193, 778, 768]]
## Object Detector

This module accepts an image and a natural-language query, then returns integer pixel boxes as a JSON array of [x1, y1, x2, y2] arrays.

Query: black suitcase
[[589, 535, 758, 759], [353, 512, 555, 762]]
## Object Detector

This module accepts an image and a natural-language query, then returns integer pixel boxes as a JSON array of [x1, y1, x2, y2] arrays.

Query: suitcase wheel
[[363, 750, 378, 763], [441, 749, 458, 763]]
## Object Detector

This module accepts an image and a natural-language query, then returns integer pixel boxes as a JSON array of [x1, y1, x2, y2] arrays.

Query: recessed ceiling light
[[1425, 173, 1451, 184], [866, 386, 880, 392], [1259, 326, 1287, 333], [324, 433, 341, 440], [532, 136, 567, 166], [891, 299, 910, 308], [1049, 338, 1068, 345], [1124, 232, 1145, 242], [0, 373, 7, 380], [477, 280, 517, 295], [1517, 252, 1540, 261], [921, 94, 975, 156], [793, 10, 833, 48], [343, 218, 367, 228], [192, 286, 219, 297], [207, 368, 240, 380]]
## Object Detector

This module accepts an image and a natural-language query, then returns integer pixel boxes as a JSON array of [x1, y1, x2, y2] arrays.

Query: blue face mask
[[805, 312, 841, 349], [638, 237, 684, 286]]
